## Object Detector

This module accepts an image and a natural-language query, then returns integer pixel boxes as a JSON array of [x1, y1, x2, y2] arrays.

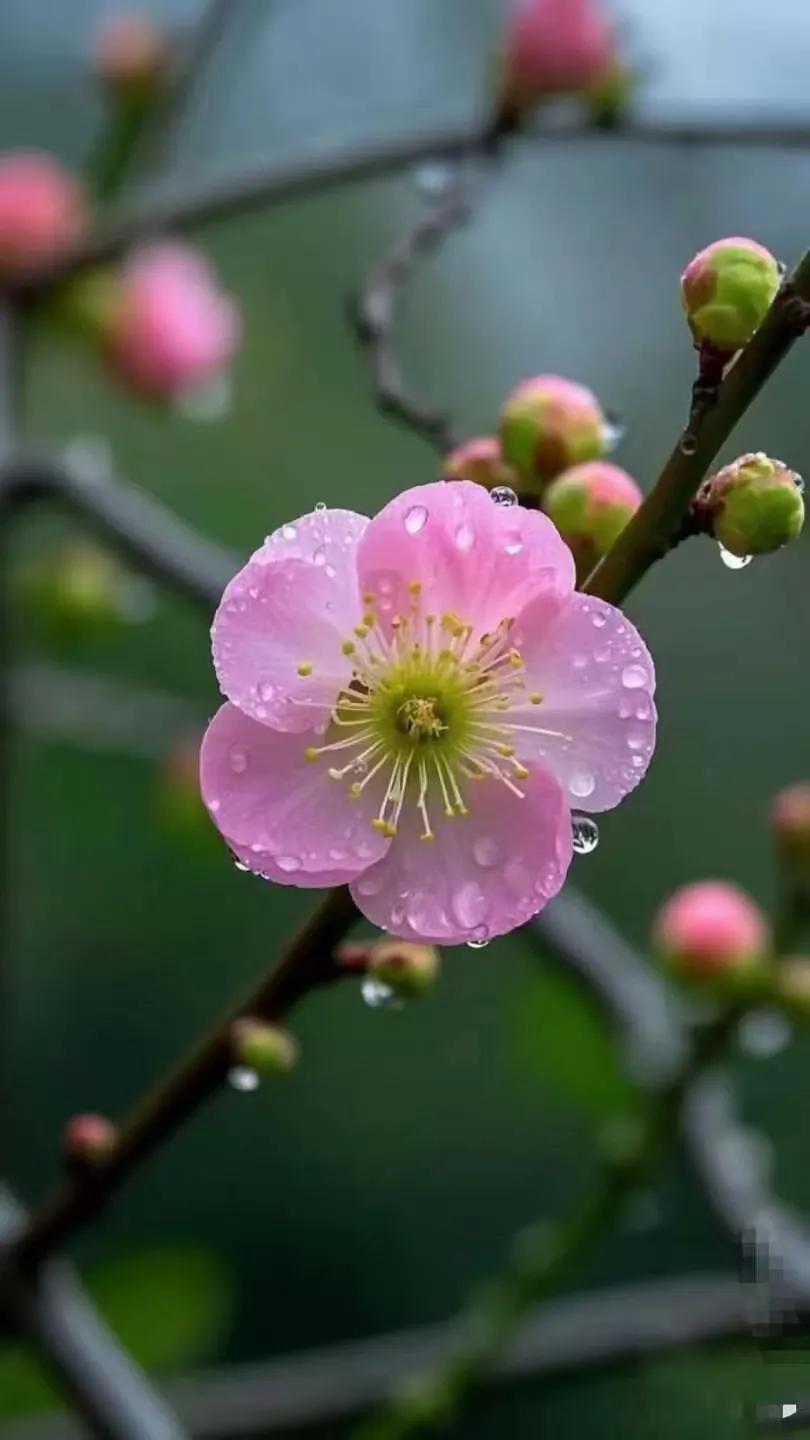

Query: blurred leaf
[[0, 1247, 232, 1420], [510, 966, 631, 1121]]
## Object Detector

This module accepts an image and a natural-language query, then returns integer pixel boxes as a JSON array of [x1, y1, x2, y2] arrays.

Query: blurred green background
[[2, 0, 810, 1434]]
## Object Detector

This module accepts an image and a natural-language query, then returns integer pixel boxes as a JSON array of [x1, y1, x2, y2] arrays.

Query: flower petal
[[350, 765, 572, 944], [356, 481, 575, 635], [200, 702, 391, 882], [212, 556, 361, 733], [509, 592, 656, 812], [252, 506, 369, 571]]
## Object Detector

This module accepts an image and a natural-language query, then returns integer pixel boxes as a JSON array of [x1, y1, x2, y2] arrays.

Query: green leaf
[[510, 966, 631, 1121]]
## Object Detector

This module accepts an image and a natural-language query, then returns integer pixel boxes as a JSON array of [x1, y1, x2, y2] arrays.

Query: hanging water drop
[[490, 485, 518, 508], [411, 160, 454, 197], [227, 1065, 260, 1092], [794, 473, 805, 495], [466, 936, 490, 949], [718, 544, 752, 571], [603, 413, 626, 451], [361, 977, 402, 1009], [571, 813, 599, 855]]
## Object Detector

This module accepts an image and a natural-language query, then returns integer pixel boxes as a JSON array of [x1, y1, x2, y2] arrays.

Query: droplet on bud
[[719, 544, 752, 570], [361, 977, 402, 1009], [572, 812, 600, 855], [227, 1065, 260, 1092]]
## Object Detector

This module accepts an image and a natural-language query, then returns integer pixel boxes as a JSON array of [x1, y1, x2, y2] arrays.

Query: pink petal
[[200, 703, 391, 882], [251, 506, 369, 571], [510, 593, 656, 812], [212, 556, 361, 733], [350, 766, 572, 945], [356, 481, 575, 635]]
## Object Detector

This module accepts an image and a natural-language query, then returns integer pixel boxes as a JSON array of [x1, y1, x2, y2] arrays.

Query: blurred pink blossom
[[109, 243, 241, 400], [94, 12, 171, 94], [0, 151, 85, 276], [501, 0, 616, 113], [200, 480, 656, 945], [654, 881, 768, 975]]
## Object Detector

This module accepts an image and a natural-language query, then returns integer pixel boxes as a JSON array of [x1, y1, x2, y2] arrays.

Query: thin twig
[[584, 253, 810, 606], [0, 1273, 767, 1440]]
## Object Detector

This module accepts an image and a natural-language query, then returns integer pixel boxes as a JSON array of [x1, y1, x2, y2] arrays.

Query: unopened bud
[[499, 374, 610, 488], [14, 539, 153, 642], [63, 1112, 117, 1165], [699, 453, 804, 558], [442, 437, 517, 491], [367, 940, 440, 999], [772, 783, 810, 872], [497, 0, 616, 126], [681, 237, 781, 352], [231, 1019, 299, 1076], [543, 461, 642, 570], [775, 956, 810, 1020], [94, 13, 172, 98], [653, 881, 770, 985]]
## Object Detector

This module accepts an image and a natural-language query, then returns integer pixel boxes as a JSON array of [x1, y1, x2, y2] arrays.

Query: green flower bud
[[681, 237, 781, 352], [775, 957, 810, 1021], [543, 461, 642, 572], [230, 1019, 299, 1076], [703, 453, 804, 557], [499, 374, 611, 489], [367, 940, 440, 999]]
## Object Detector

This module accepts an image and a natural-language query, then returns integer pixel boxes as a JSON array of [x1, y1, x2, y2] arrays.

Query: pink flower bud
[[699, 452, 804, 558], [653, 881, 769, 979], [63, 1112, 117, 1164], [107, 243, 241, 401], [500, 374, 610, 488], [94, 13, 172, 97], [0, 151, 86, 277], [442, 437, 517, 490], [681, 237, 780, 352], [543, 461, 642, 571], [772, 783, 810, 869], [367, 939, 440, 998], [499, 0, 616, 121]]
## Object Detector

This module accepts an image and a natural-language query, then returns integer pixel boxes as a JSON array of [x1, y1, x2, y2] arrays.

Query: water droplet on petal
[[361, 977, 402, 1009], [453, 881, 489, 930], [404, 504, 428, 535], [737, 1008, 791, 1058], [228, 1065, 259, 1092], [314, 501, 327, 512], [259, 681, 275, 702], [312, 545, 327, 566], [490, 485, 518, 508], [572, 813, 599, 854], [455, 522, 475, 552], [233, 859, 250, 873], [472, 836, 500, 869], [718, 543, 752, 570], [621, 664, 647, 689], [592, 612, 607, 628], [276, 855, 301, 873], [503, 532, 523, 556], [356, 870, 384, 896], [229, 745, 248, 774], [625, 727, 648, 752], [282, 525, 297, 541], [569, 769, 596, 799], [466, 932, 490, 949]]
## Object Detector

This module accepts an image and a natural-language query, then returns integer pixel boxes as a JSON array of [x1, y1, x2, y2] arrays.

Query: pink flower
[[501, 0, 615, 114], [109, 243, 241, 400], [0, 151, 86, 276], [200, 481, 656, 945], [653, 881, 768, 977]]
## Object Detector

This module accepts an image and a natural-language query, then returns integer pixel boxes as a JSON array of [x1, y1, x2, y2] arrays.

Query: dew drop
[[472, 836, 500, 869], [276, 855, 301, 873], [625, 727, 648, 752], [314, 501, 327, 512], [361, 977, 402, 1009], [621, 664, 647, 689], [569, 769, 596, 799], [490, 485, 518, 508], [259, 681, 275, 702], [325, 564, 336, 579], [794, 473, 805, 495], [356, 870, 384, 896], [503, 533, 524, 556], [603, 413, 625, 450], [455, 522, 475, 552], [312, 545, 327, 566], [453, 880, 489, 930], [282, 524, 297, 541], [635, 698, 651, 720], [592, 612, 607, 628], [229, 745, 248, 774], [718, 544, 752, 571], [228, 1065, 260, 1093], [404, 504, 428, 535], [571, 653, 588, 671], [233, 859, 250, 873], [680, 434, 697, 457], [466, 932, 490, 949], [572, 813, 599, 855]]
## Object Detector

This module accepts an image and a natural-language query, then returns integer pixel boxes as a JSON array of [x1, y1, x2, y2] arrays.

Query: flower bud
[[367, 939, 440, 999], [701, 453, 804, 558], [543, 461, 642, 570], [93, 13, 172, 98], [0, 151, 86, 277], [775, 956, 810, 1020], [499, 374, 610, 488], [63, 1112, 117, 1165], [442, 437, 517, 491], [497, 0, 616, 125], [106, 243, 241, 401], [230, 1019, 299, 1076], [14, 539, 153, 643], [681, 237, 781, 352], [653, 881, 770, 984], [772, 783, 810, 872]]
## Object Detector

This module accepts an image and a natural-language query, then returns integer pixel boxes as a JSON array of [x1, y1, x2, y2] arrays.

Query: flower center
[[301, 583, 566, 842]]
